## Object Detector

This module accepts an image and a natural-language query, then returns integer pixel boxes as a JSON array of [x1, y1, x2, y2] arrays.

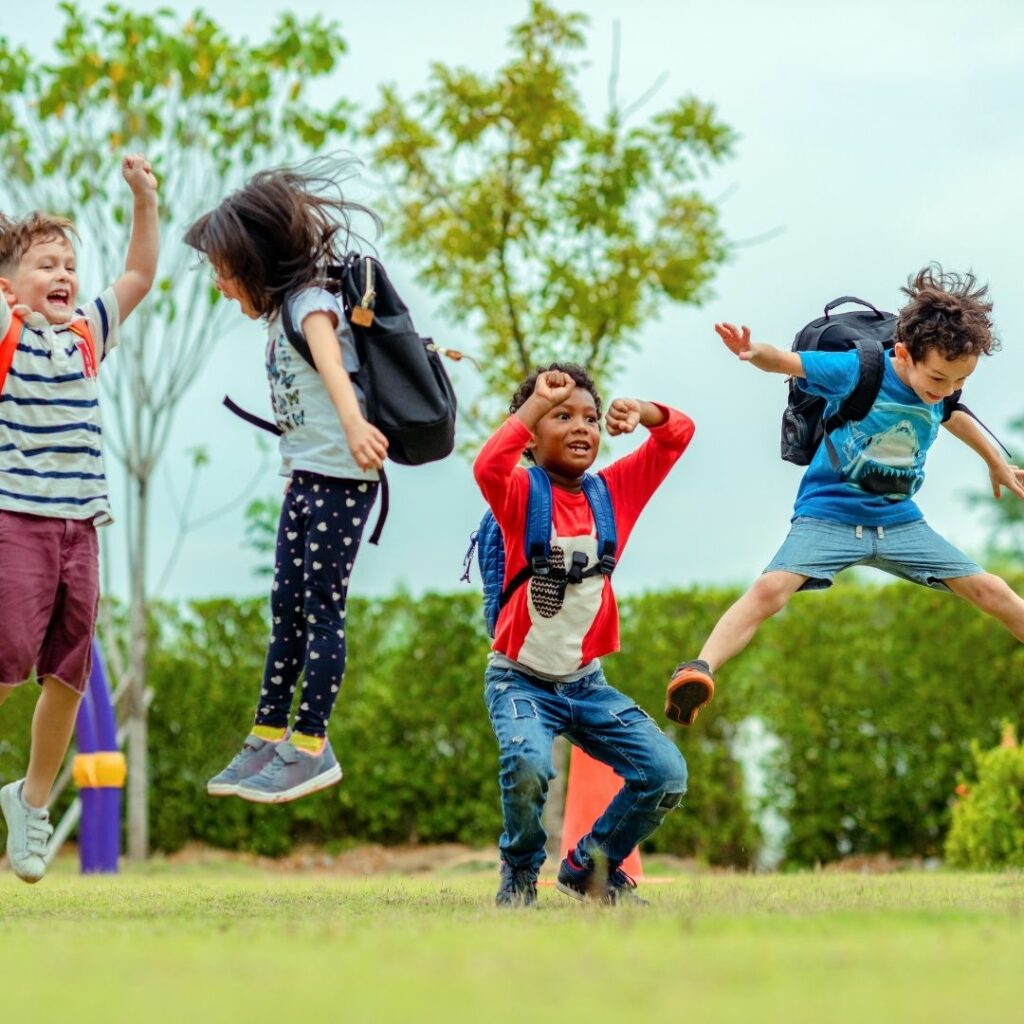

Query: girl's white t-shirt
[[265, 287, 379, 482]]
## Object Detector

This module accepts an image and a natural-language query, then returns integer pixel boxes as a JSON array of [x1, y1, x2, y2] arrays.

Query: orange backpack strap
[[68, 319, 99, 379], [0, 313, 23, 395]]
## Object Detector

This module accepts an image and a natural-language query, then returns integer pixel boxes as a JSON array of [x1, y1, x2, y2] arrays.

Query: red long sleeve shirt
[[472, 406, 694, 678]]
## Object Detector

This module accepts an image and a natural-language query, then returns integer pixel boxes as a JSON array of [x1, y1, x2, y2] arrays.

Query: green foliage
[[742, 575, 1024, 864], [242, 497, 280, 577], [0, 4, 351, 338], [364, 1, 736, 431], [945, 726, 1024, 869], [139, 591, 756, 863], [4, 580, 1023, 866]]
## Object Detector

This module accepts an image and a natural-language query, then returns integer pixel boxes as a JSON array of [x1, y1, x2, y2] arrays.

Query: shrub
[[945, 725, 1024, 869]]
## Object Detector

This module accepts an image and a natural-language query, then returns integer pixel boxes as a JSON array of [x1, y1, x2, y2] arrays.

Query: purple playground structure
[[70, 640, 125, 873]]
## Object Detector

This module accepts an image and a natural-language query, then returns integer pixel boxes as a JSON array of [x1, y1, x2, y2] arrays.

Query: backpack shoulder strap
[[0, 312, 23, 394], [581, 473, 617, 572], [523, 465, 553, 572], [67, 319, 98, 377], [280, 293, 318, 371], [497, 465, 553, 612], [820, 336, 886, 471]]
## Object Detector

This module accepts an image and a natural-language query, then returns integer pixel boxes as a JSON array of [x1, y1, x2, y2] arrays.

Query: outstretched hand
[[606, 398, 642, 436], [532, 370, 577, 408], [122, 153, 158, 196], [990, 461, 1024, 501], [715, 322, 755, 360]]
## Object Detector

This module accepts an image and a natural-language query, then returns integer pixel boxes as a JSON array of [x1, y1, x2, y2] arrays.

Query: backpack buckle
[[566, 551, 588, 584], [599, 553, 617, 575], [529, 551, 550, 576]]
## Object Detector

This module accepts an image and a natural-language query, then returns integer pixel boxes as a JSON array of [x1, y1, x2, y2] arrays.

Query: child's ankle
[[291, 732, 326, 756], [251, 724, 287, 742]]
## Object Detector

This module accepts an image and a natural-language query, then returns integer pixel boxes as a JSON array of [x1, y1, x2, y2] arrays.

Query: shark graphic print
[[793, 349, 944, 526], [839, 405, 935, 498]]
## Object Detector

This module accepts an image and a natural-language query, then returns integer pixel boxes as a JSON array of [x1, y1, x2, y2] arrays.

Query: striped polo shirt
[[0, 288, 119, 524]]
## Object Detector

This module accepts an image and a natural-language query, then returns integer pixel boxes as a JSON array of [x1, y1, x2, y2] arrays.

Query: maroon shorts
[[0, 510, 99, 694]]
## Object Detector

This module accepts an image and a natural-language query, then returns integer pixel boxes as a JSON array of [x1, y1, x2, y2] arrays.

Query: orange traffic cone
[[559, 745, 644, 880]]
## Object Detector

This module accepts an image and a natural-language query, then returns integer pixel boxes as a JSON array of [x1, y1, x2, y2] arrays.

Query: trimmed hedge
[[2, 578, 1022, 865], [144, 591, 759, 864]]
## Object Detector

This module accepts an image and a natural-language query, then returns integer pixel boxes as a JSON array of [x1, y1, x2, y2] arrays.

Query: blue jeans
[[483, 663, 687, 874]]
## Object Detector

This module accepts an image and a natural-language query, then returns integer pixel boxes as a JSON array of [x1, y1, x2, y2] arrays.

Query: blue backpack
[[462, 466, 618, 637]]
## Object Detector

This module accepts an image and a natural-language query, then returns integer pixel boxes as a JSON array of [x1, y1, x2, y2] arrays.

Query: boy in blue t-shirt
[[664, 266, 1024, 725]]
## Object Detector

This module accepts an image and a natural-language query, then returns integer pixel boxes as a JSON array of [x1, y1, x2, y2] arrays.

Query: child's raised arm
[[943, 409, 1024, 501], [513, 370, 577, 431], [112, 153, 159, 323], [605, 398, 666, 436], [716, 322, 805, 378]]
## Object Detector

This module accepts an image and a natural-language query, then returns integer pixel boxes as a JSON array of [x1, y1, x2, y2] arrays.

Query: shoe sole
[[1, 784, 46, 884], [665, 667, 715, 726], [236, 764, 343, 805], [555, 879, 587, 902], [206, 782, 239, 797]]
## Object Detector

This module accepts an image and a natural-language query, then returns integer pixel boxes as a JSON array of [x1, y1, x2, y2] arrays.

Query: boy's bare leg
[[23, 677, 81, 808], [699, 570, 809, 670], [666, 571, 807, 725], [945, 573, 1024, 642]]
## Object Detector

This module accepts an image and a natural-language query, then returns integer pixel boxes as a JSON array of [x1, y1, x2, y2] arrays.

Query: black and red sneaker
[[665, 659, 715, 726], [556, 848, 647, 905]]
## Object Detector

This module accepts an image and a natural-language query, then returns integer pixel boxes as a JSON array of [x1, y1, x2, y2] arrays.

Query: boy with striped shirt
[[0, 154, 158, 883]]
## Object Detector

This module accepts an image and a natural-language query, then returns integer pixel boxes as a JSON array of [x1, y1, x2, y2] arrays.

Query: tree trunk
[[125, 472, 149, 861]]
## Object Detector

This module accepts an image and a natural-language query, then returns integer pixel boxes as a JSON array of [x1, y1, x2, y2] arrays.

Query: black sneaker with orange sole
[[665, 659, 715, 725]]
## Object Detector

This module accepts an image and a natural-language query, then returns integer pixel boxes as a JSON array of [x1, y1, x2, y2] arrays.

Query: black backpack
[[781, 295, 1006, 470], [223, 253, 457, 545], [282, 253, 457, 467]]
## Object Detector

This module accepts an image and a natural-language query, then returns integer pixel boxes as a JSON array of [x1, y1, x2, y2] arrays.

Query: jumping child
[[475, 364, 694, 906], [0, 154, 159, 883], [665, 266, 1024, 726], [185, 164, 388, 804]]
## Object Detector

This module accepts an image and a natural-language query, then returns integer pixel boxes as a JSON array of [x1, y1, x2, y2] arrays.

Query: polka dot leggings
[[255, 471, 378, 738]]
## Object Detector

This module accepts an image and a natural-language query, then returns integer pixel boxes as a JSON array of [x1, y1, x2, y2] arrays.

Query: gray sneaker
[[207, 735, 281, 797], [236, 739, 342, 804], [1, 780, 53, 884]]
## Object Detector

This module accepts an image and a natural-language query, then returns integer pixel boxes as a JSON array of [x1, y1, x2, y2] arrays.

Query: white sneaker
[[1, 780, 53, 884]]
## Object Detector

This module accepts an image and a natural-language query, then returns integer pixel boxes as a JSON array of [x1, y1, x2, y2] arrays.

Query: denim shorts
[[763, 516, 983, 592]]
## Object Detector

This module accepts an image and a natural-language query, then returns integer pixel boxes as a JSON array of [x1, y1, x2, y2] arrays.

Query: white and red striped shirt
[[473, 406, 694, 678]]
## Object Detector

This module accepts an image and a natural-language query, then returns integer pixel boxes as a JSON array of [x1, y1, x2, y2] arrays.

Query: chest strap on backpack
[[496, 467, 617, 613]]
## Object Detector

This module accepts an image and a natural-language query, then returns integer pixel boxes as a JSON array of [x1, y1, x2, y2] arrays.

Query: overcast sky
[[5, 0, 1024, 602]]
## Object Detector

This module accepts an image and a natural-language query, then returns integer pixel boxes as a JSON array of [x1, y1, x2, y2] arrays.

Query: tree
[[0, 3, 351, 858], [365, 1, 736, 848], [365, 0, 736, 432]]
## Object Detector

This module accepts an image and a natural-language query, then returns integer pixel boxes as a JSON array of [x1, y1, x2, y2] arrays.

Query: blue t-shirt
[[792, 350, 943, 526]]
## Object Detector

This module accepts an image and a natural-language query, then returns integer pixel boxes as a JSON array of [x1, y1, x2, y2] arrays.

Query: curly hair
[[183, 156, 381, 319], [0, 211, 78, 278], [895, 264, 997, 362], [509, 362, 602, 463]]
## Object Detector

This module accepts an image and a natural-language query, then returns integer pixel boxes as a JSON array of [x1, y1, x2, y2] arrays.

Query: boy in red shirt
[[474, 364, 694, 906]]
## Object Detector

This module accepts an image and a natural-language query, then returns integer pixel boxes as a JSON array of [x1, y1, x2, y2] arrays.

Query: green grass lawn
[[2, 864, 1022, 1023]]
